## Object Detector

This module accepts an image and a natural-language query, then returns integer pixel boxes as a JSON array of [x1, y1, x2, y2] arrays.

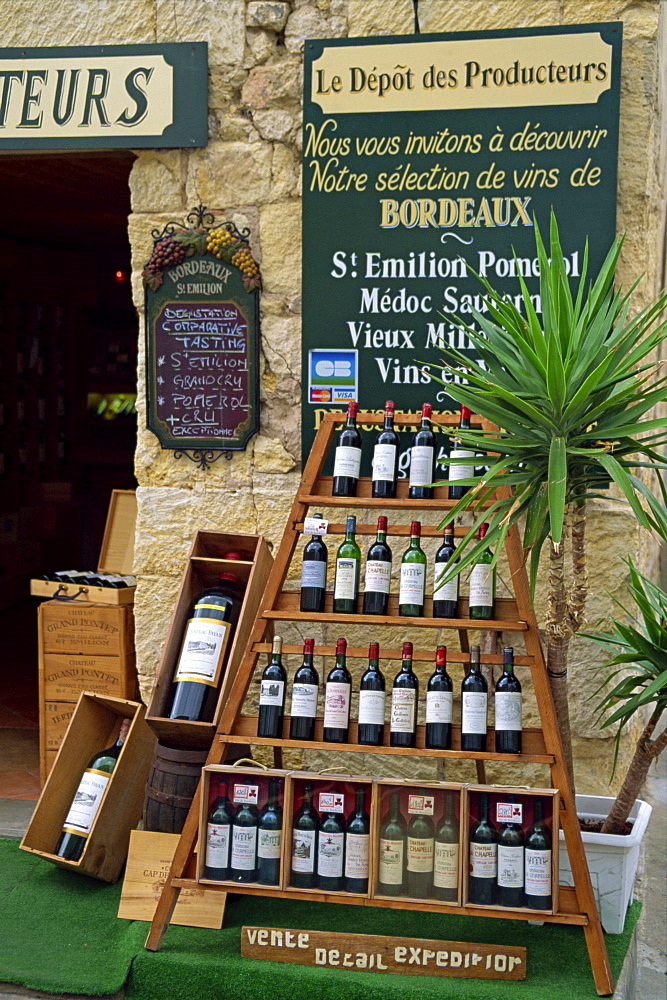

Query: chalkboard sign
[[144, 226, 260, 457]]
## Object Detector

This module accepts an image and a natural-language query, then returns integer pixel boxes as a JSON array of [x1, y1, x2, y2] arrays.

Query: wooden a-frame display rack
[[145, 411, 614, 996]]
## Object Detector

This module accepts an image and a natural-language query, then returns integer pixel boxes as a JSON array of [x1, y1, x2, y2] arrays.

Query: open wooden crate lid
[[98, 490, 137, 575]]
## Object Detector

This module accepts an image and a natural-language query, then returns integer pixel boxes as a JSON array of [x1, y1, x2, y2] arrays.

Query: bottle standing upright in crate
[[168, 553, 245, 722], [408, 403, 436, 499], [332, 401, 362, 497], [203, 780, 234, 880], [257, 636, 286, 738], [322, 638, 352, 743], [432, 523, 459, 619], [358, 641, 386, 746], [54, 717, 130, 861], [425, 645, 453, 750], [300, 514, 328, 612], [434, 791, 459, 902], [524, 798, 552, 911], [398, 521, 426, 617], [257, 778, 283, 886], [291, 783, 318, 889], [496, 796, 525, 908], [332, 515, 361, 614], [229, 793, 259, 883], [377, 791, 407, 896], [390, 641, 418, 748], [371, 400, 399, 498], [468, 791, 498, 905], [317, 790, 346, 892], [494, 647, 522, 754], [345, 787, 370, 894], [461, 646, 488, 752], [406, 790, 435, 899], [289, 638, 319, 741], [362, 516, 392, 615]]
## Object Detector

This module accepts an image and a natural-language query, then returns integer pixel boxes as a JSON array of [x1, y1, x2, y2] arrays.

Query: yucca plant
[[429, 210, 667, 791]]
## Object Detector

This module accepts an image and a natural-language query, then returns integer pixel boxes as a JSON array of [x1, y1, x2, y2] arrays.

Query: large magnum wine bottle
[[406, 791, 435, 899], [468, 791, 498, 905], [362, 516, 392, 615], [168, 554, 244, 721], [332, 401, 362, 497], [345, 787, 370, 894], [371, 400, 399, 498], [434, 791, 459, 902], [399, 521, 426, 617], [468, 523, 495, 620], [322, 638, 352, 742], [54, 717, 130, 860], [524, 798, 552, 911], [408, 403, 436, 499], [448, 405, 475, 500], [358, 641, 386, 746], [300, 513, 328, 612], [290, 783, 318, 889], [425, 645, 453, 750], [317, 791, 346, 891], [332, 515, 361, 614], [377, 791, 406, 895], [390, 641, 418, 748], [461, 645, 488, 752], [497, 796, 525, 908], [494, 647, 522, 753], [432, 524, 459, 619], [289, 638, 319, 741], [229, 796, 259, 883], [257, 636, 286, 738], [257, 778, 283, 886], [203, 781, 234, 880]]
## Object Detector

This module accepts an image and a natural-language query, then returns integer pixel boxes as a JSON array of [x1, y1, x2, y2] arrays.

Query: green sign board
[[302, 23, 622, 465], [0, 43, 207, 149]]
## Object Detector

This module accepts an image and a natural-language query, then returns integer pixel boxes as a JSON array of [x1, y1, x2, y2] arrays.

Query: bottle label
[[461, 692, 488, 734], [378, 838, 404, 885], [525, 848, 552, 897], [323, 681, 351, 729], [358, 688, 386, 726], [409, 445, 434, 487], [407, 835, 434, 873], [426, 689, 453, 724], [61, 768, 111, 836], [230, 825, 257, 870], [344, 833, 369, 879], [291, 683, 318, 718], [433, 562, 458, 602], [469, 564, 494, 607], [372, 443, 397, 482], [470, 840, 497, 879], [390, 688, 416, 733], [257, 828, 282, 860], [407, 793, 435, 816], [259, 679, 284, 707], [232, 783, 259, 805], [205, 822, 230, 868], [495, 692, 522, 731], [301, 560, 326, 589], [317, 830, 344, 877], [319, 792, 345, 813], [334, 558, 358, 601], [497, 801, 523, 824], [449, 448, 475, 482], [399, 563, 425, 606], [364, 559, 391, 594], [291, 828, 316, 872], [173, 618, 231, 687], [434, 841, 459, 889], [333, 445, 361, 480], [303, 516, 328, 535], [497, 844, 524, 888]]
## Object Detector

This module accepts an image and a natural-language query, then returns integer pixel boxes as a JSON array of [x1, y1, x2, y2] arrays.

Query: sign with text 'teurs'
[[301, 23, 621, 461], [0, 43, 207, 148]]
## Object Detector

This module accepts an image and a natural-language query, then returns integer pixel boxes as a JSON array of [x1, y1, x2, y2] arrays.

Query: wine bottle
[[317, 792, 346, 891], [390, 641, 418, 748], [229, 798, 259, 883], [371, 400, 399, 498], [54, 718, 130, 861], [345, 787, 370, 893], [468, 791, 498, 905], [398, 521, 426, 617], [358, 641, 386, 746], [494, 646, 522, 754], [289, 638, 319, 741], [425, 645, 453, 750], [322, 637, 352, 742], [332, 515, 361, 614], [290, 783, 318, 889], [300, 513, 328, 612], [168, 555, 244, 721], [434, 791, 459, 902], [257, 636, 286, 738], [524, 798, 552, 911], [406, 791, 435, 899], [448, 405, 475, 500], [497, 796, 525, 908], [377, 791, 407, 895], [362, 515, 392, 615], [468, 523, 495, 620], [332, 401, 362, 497], [203, 781, 234, 880], [408, 403, 436, 499], [461, 645, 488, 752], [432, 523, 459, 618], [257, 778, 283, 886]]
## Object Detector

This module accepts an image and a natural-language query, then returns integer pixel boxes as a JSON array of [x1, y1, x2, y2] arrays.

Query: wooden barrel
[[143, 742, 208, 834]]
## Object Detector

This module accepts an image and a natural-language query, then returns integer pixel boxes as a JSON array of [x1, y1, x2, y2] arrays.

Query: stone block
[[129, 152, 183, 213], [246, 1, 290, 31], [0, 0, 154, 45], [253, 435, 298, 472], [186, 141, 273, 207], [135, 573, 182, 700], [252, 110, 295, 142], [245, 28, 276, 67], [155, 0, 245, 64], [259, 202, 302, 296], [417, 0, 561, 32], [242, 58, 302, 108], [261, 313, 301, 378], [269, 143, 299, 201], [563, 1, 660, 39], [209, 67, 249, 109], [285, 4, 346, 52]]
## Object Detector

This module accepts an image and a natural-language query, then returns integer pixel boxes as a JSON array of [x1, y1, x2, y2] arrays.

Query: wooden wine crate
[[145, 530, 273, 749], [462, 784, 560, 916], [21, 692, 156, 883], [371, 780, 464, 908]]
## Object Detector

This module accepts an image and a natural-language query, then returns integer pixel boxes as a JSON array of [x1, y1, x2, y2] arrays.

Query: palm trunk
[[601, 711, 667, 834], [545, 520, 576, 792]]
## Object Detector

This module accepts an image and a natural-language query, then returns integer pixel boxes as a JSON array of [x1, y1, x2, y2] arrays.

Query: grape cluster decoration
[[142, 221, 261, 292]]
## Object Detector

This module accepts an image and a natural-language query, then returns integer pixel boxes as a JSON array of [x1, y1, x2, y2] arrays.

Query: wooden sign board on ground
[[241, 926, 526, 980], [118, 831, 226, 928]]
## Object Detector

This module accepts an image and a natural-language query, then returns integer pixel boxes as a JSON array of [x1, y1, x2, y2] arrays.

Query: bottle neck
[[346, 413, 356, 429], [444, 793, 455, 821], [368, 656, 380, 672], [335, 653, 347, 672], [401, 658, 413, 674], [443, 532, 454, 546], [478, 793, 490, 821], [384, 412, 393, 430], [389, 793, 400, 819], [302, 651, 313, 668], [267, 782, 280, 808], [270, 652, 282, 667], [355, 788, 366, 814], [409, 534, 420, 550], [376, 529, 386, 544], [502, 662, 515, 676], [533, 799, 544, 824]]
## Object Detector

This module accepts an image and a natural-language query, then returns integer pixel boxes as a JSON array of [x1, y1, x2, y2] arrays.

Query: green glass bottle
[[524, 798, 552, 911], [399, 521, 426, 617], [468, 522, 495, 620], [434, 791, 459, 902], [257, 778, 283, 886], [406, 790, 435, 899], [377, 791, 407, 895], [333, 515, 361, 614], [203, 781, 234, 880]]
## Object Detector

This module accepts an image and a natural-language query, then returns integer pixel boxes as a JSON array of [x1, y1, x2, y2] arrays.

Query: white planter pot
[[558, 794, 652, 934]]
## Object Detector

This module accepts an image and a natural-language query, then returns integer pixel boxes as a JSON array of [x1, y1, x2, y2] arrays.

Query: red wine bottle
[[406, 791, 435, 899], [345, 787, 370, 894], [317, 791, 346, 891], [468, 791, 498, 905], [300, 513, 328, 612], [494, 646, 522, 753], [168, 553, 244, 721], [468, 523, 495, 620], [358, 641, 386, 746], [448, 405, 474, 500], [323, 637, 351, 742], [390, 641, 418, 748], [204, 781, 234, 880], [425, 645, 452, 750], [257, 778, 283, 886], [371, 400, 399, 498], [54, 718, 130, 861], [362, 516, 392, 615], [290, 783, 318, 888], [229, 797, 259, 883], [432, 523, 458, 618], [289, 638, 319, 740], [257, 636, 286, 738], [461, 645, 488, 752], [332, 401, 362, 497], [524, 798, 552, 911], [408, 403, 436, 499], [497, 795, 525, 908]]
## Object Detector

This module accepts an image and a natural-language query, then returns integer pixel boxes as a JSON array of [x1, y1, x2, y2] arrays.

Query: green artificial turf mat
[[0, 839, 145, 995]]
